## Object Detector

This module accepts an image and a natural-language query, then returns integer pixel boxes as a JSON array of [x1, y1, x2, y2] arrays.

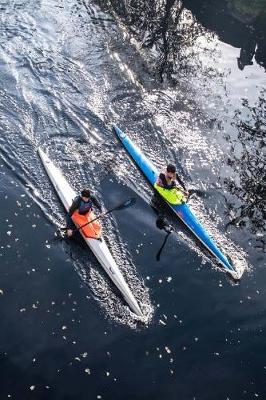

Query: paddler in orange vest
[[66, 189, 102, 237], [156, 164, 189, 204]]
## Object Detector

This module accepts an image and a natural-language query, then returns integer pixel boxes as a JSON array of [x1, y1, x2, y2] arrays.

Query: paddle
[[156, 217, 174, 261], [62, 197, 136, 235]]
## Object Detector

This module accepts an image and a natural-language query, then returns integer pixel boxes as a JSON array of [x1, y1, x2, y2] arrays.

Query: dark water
[[0, 0, 265, 399]]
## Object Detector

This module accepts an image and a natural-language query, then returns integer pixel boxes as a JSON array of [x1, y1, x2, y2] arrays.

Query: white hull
[[38, 148, 142, 316]]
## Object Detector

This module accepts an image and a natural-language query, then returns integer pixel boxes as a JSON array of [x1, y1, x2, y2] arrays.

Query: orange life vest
[[71, 210, 101, 239]]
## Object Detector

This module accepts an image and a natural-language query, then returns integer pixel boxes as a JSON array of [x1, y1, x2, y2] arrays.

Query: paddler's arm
[[68, 198, 80, 217], [175, 173, 188, 194], [66, 198, 80, 229], [91, 195, 102, 213]]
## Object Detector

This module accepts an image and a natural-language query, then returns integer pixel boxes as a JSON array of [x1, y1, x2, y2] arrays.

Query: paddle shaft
[[67, 198, 135, 233], [72, 208, 113, 233]]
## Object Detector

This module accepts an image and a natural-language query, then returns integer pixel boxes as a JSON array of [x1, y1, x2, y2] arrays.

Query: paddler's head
[[81, 189, 91, 202], [166, 164, 176, 180]]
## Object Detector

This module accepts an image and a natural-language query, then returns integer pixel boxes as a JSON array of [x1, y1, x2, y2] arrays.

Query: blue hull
[[113, 125, 236, 275]]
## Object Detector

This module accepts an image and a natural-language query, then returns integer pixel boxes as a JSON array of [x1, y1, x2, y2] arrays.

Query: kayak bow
[[113, 125, 239, 278], [38, 147, 143, 316]]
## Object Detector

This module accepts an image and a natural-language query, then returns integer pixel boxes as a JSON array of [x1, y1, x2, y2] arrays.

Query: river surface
[[0, 0, 265, 399]]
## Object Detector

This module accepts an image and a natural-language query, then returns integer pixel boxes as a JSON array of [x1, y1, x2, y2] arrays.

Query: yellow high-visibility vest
[[154, 183, 187, 205]]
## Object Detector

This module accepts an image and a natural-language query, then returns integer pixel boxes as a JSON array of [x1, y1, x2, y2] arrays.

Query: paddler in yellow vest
[[154, 164, 189, 205]]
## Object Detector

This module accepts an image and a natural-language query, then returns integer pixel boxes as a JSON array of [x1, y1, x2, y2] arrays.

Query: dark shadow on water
[[183, 0, 266, 71]]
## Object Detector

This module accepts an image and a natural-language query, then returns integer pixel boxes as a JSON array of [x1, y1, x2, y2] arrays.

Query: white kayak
[[38, 147, 143, 317]]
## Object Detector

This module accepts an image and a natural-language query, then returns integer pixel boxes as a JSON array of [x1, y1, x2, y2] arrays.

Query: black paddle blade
[[116, 197, 136, 210], [156, 231, 171, 261]]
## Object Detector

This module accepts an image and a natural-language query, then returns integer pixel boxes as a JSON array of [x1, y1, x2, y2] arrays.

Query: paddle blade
[[156, 231, 171, 261]]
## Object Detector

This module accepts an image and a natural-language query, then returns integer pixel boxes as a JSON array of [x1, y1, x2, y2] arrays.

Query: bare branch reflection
[[225, 90, 266, 250]]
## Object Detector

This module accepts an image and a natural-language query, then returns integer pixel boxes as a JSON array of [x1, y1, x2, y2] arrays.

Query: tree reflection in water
[[99, 0, 266, 78], [225, 90, 266, 250], [99, 0, 208, 82]]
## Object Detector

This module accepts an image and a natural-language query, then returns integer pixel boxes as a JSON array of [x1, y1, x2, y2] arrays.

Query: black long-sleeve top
[[157, 172, 187, 191]]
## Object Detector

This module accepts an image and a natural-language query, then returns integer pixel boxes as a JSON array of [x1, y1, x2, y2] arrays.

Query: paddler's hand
[[66, 229, 73, 237], [181, 190, 189, 204]]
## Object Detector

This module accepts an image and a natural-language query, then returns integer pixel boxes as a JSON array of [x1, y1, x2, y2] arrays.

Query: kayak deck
[[38, 147, 143, 316], [113, 125, 240, 279]]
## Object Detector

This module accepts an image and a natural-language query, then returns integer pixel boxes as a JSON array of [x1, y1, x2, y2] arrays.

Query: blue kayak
[[113, 125, 238, 277]]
